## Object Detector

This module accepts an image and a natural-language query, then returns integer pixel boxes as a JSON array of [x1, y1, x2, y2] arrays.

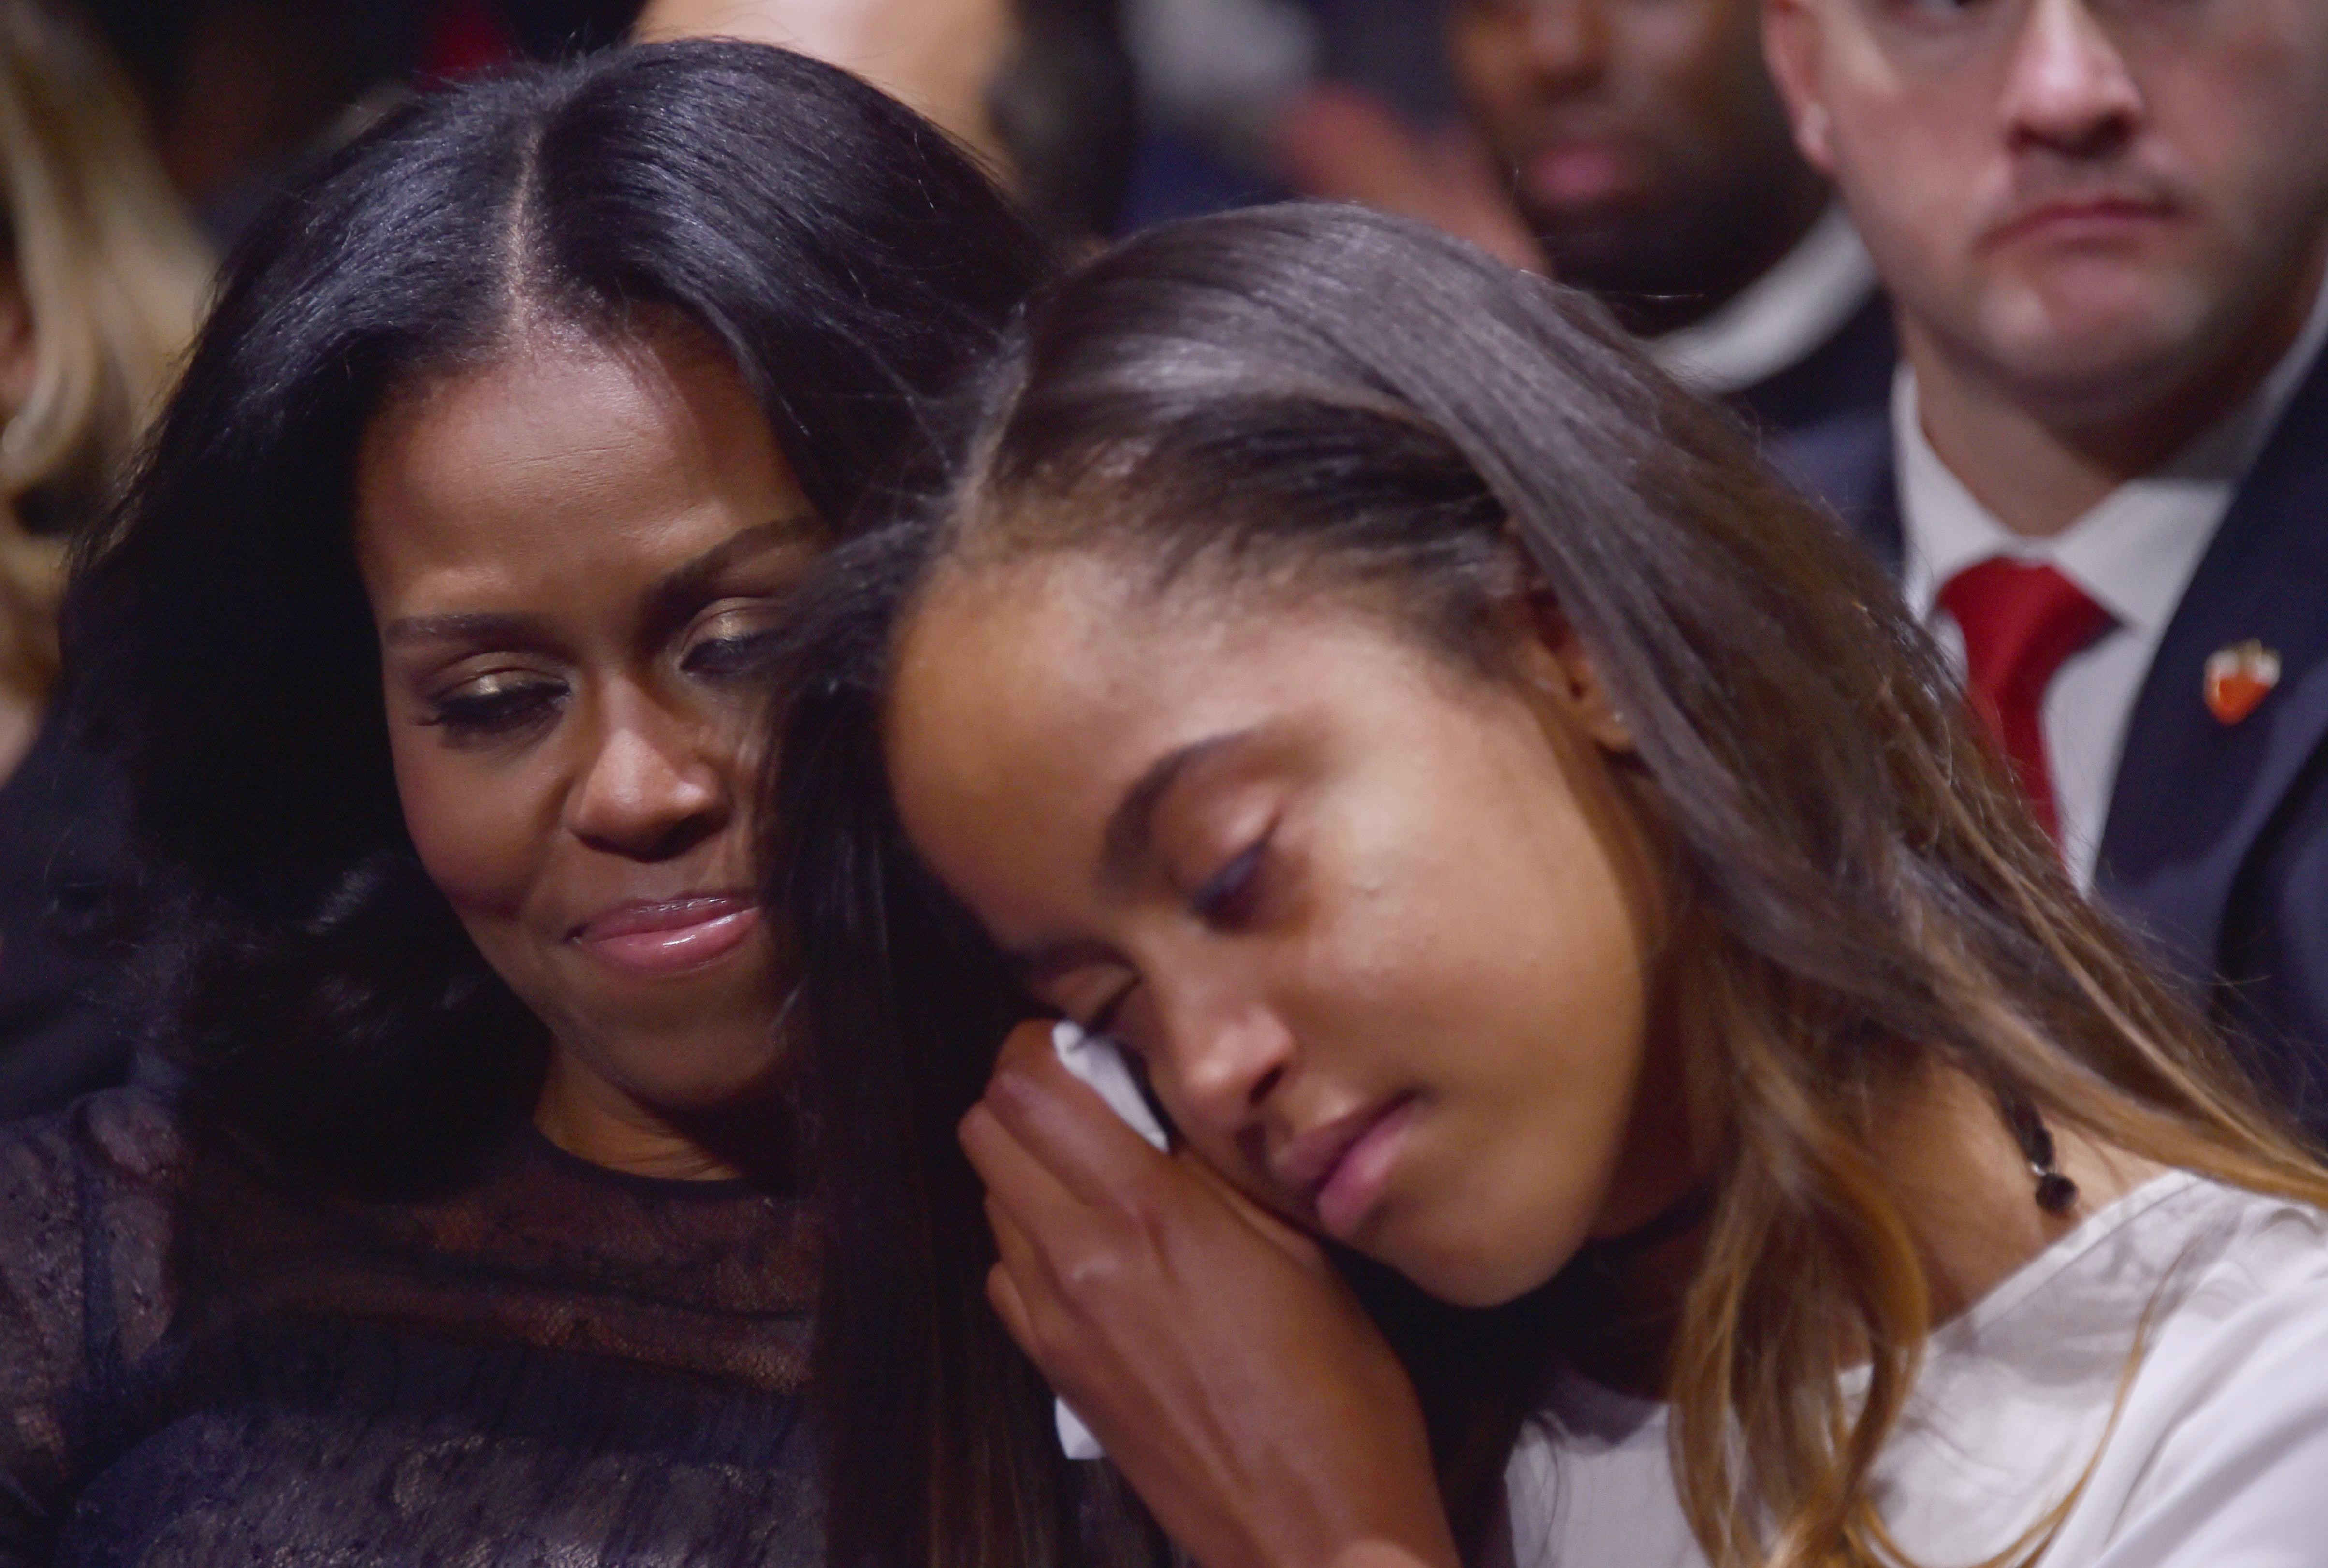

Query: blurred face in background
[[1451, 0, 1832, 329], [356, 321, 815, 1174], [1766, 0, 2328, 424], [633, 0, 1018, 178]]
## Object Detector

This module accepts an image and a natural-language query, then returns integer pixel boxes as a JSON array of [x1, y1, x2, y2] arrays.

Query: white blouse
[[1507, 1173, 2328, 1567]]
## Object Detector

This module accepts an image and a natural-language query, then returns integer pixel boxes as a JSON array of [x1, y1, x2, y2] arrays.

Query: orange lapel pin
[[2204, 640, 2281, 726]]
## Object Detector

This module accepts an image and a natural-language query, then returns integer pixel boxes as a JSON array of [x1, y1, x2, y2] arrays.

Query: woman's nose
[[1160, 997, 1296, 1142], [563, 691, 732, 859]]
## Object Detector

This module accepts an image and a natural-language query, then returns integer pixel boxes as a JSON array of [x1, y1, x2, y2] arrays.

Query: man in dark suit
[[1764, 0, 2328, 1126]]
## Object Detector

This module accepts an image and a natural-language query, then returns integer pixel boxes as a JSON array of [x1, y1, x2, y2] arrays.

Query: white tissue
[[1047, 1019, 1168, 1460]]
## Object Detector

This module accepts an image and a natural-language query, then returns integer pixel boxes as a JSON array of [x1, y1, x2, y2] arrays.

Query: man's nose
[[563, 691, 732, 860], [1998, 0, 2143, 158], [1521, 0, 1611, 87]]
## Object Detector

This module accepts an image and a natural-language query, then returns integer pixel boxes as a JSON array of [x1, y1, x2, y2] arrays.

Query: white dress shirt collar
[[1895, 263, 2328, 887], [1898, 266, 2328, 628], [1650, 203, 1880, 397]]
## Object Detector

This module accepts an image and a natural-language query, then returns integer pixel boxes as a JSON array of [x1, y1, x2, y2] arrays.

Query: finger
[[993, 1016, 1062, 1076], [962, 1095, 1160, 1308], [984, 1199, 1095, 1392], [981, 1029, 1179, 1210], [1176, 1149, 1337, 1276], [984, 1189, 1054, 1296], [985, 1260, 1037, 1354], [961, 1099, 1093, 1230]]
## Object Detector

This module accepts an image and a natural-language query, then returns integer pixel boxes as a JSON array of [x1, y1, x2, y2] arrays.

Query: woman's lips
[[567, 895, 761, 977], [1279, 1094, 1421, 1243]]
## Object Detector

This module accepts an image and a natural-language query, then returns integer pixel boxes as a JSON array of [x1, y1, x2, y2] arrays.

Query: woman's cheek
[[388, 730, 544, 924]]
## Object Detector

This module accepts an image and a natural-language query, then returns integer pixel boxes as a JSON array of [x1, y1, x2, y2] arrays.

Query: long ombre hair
[[773, 203, 2328, 1568]]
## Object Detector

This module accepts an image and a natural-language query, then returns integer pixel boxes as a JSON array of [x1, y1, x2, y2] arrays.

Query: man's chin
[[1964, 278, 2215, 419]]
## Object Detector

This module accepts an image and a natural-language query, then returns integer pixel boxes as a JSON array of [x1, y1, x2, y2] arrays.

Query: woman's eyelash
[[1085, 982, 1137, 1040], [681, 626, 786, 681], [1192, 839, 1267, 927], [422, 680, 565, 738]]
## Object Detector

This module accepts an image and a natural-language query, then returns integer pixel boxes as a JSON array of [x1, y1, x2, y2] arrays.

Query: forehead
[[881, 552, 1477, 938], [884, 554, 1225, 846], [1810, 0, 2328, 73], [352, 324, 811, 604]]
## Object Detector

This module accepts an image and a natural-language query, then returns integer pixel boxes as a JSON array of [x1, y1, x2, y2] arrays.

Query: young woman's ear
[[0, 263, 38, 422], [1514, 588, 1635, 755]]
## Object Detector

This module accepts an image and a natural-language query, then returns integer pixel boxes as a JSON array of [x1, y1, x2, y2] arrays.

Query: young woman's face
[[354, 324, 814, 1130], [886, 552, 1693, 1307]]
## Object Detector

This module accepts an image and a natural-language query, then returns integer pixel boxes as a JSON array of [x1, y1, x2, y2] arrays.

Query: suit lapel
[[2096, 351, 2328, 977], [1779, 407, 1904, 573]]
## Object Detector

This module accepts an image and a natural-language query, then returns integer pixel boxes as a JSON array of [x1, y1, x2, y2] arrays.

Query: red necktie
[[1937, 558, 2111, 842]]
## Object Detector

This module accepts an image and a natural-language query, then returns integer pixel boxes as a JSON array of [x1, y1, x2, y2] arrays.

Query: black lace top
[[0, 1088, 824, 1566]]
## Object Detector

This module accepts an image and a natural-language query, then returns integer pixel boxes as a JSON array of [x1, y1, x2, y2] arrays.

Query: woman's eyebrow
[[640, 514, 822, 636], [1098, 729, 1253, 891], [381, 610, 550, 650]]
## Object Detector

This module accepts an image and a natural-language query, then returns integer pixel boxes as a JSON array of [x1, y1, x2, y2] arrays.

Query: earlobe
[[1761, 0, 1836, 176]]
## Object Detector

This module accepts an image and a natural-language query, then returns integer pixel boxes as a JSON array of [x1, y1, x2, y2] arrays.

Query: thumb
[[1175, 1145, 1337, 1278]]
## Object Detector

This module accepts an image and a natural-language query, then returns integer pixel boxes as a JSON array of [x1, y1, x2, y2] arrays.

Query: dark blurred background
[[72, 0, 1458, 247]]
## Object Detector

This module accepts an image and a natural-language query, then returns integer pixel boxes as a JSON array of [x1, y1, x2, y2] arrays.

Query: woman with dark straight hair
[[0, 39, 1138, 1568], [776, 203, 2328, 1568]]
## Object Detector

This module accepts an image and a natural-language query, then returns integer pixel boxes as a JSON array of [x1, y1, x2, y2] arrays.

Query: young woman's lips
[[1309, 1096, 1421, 1242], [568, 895, 760, 977]]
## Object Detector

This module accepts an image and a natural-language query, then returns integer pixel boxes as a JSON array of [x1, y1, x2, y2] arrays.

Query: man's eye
[[422, 677, 566, 740]]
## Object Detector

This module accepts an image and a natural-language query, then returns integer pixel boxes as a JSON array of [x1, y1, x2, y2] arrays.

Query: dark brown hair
[[774, 202, 2325, 1568]]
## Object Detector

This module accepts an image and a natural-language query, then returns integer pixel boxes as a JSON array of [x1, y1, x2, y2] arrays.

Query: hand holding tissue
[[1048, 1018, 1165, 1458]]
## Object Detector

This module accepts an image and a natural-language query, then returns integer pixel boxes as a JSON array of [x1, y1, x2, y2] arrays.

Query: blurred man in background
[[635, 0, 1137, 238], [1278, 0, 1894, 434], [1767, 0, 2328, 1127]]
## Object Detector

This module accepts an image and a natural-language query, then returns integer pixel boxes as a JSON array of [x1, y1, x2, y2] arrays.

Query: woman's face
[[886, 552, 1692, 1307], [354, 324, 814, 1139]]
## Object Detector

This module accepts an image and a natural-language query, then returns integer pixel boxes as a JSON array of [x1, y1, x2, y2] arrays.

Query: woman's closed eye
[[422, 673, 567, 741], [680, 607, 788, 683], [1192, 836, 1270, 930]]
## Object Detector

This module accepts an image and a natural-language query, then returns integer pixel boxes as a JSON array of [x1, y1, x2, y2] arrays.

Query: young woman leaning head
[[777, 203, 2328, 1568]]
